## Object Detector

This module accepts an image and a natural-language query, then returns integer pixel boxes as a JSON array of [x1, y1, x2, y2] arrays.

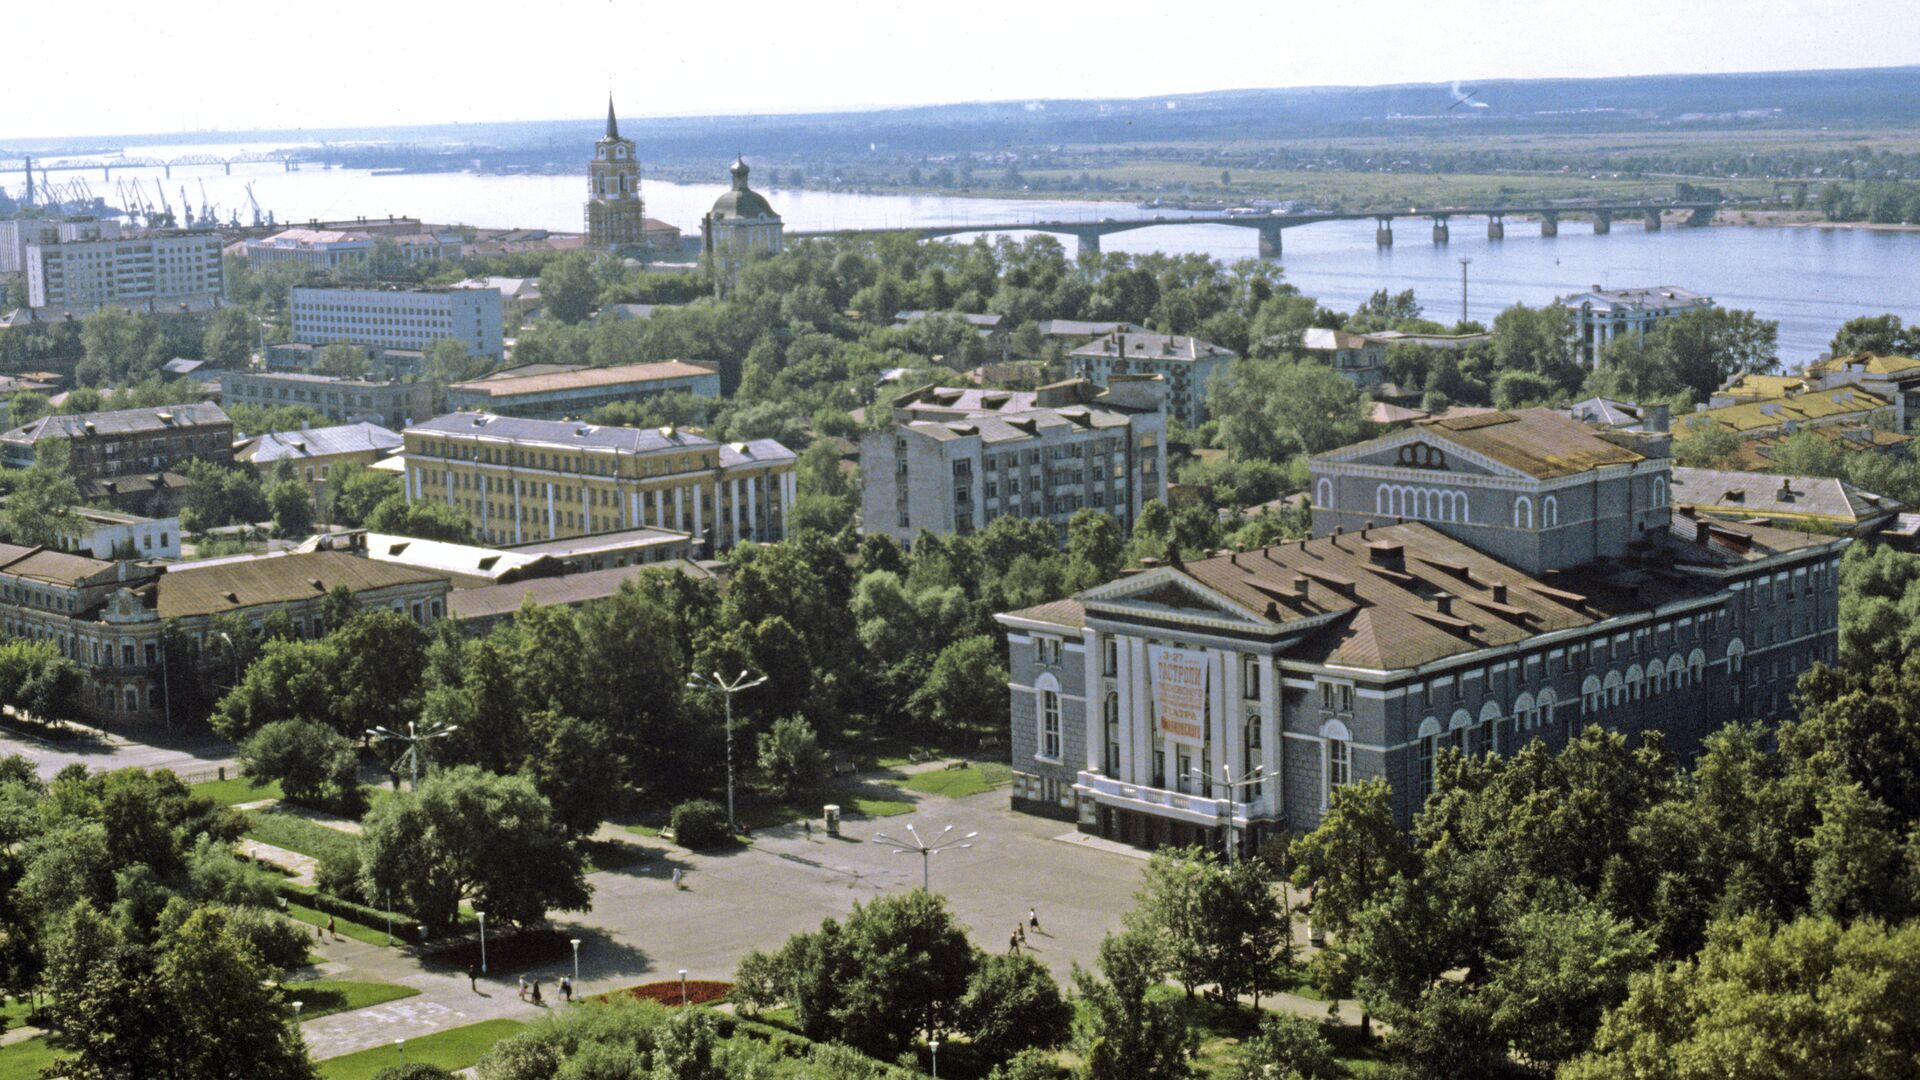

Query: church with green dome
[[701, 157, 783, 288]]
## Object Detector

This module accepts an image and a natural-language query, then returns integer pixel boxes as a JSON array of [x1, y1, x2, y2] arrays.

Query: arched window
[[1417, 716, 1442, 799], [1448, 708, 1474, 752], [1726, 639, 1745, 675], [1036, 674, 1062, 761], [1480, 700, 1504, 754], [1375, 484, 1389, 515], [1605, 670, 1625, 708], [1514, 496, 1534, 530], [1582, 676, 1603, 716], [1454, 490, 1470, 523], [1513, 692, 1536, 731], [1543, 495, 1560, 527], [1320, 718, 1353, 806], [1626, 664, 1645, 702], [1688, 648, 1707, 687], [1653, 476, 1667, 507], [1320, 478, 1335, 508], [1538, 689, 1557, 733]]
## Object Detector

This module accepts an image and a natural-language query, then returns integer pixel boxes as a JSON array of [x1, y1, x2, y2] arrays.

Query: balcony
[[1074, 770, 1250, 828]]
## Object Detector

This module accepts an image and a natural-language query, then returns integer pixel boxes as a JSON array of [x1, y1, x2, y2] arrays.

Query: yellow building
[[401, 413, 795, 552], [1687, 382, 1893, 437]]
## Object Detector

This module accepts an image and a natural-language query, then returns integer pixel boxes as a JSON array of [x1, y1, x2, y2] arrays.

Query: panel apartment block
[[290, 286, 503, 360]]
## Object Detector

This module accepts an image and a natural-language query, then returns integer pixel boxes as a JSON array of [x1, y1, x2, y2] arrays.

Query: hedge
[[277, 882, 415, 942]]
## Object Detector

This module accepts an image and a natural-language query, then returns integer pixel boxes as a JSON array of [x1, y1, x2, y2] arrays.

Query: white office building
[[26, 231, 222, 311], [1558, 285, 1715, 366], [290, 286, 504, 361]]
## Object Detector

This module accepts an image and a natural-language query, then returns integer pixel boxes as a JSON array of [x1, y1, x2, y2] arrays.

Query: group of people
[[1008, 907, 1040, 953], [513, 974, 574, 1005]]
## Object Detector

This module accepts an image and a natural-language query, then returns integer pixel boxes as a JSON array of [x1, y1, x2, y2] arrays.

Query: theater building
[[996, 408, 1846, 843]]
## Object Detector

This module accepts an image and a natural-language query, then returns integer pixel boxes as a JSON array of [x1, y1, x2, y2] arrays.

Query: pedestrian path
[[1051, 830, 1153, 861], [236, 838, 319, 885]]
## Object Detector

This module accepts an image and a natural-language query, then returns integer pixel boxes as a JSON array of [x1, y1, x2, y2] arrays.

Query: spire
[[605, 95, 619, 140], [730, 156, 750, 190]]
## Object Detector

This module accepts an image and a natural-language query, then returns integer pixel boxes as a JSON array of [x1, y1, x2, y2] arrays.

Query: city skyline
[[9, 0, 1920, 140]]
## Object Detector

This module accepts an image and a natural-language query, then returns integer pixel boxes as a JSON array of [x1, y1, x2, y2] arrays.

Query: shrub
[[671, 799, 732, 849], [316, 844, 365, 904], [732, 949, 779, 1015], [960, 952, 1072, 1063], [371, 1066, 456, 1080], [224, 904, 312, 973], [757, 716, 828, 799]]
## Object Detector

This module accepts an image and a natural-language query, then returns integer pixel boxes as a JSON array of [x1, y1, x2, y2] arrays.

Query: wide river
[[45, 148, 1920, 361]]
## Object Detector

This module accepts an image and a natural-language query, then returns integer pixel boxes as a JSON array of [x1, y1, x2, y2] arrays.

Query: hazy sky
[[10, 0, 1919, 139]]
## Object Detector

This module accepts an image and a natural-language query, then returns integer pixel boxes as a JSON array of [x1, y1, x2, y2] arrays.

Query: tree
[[371, 1067, 457, 1080], [313, 342, 371, 377], [1128, 847, 1291, 1007], [1064, 508, 1125, 590], [202, 307, 258, 367], [328, 610, 428, 742], [238, 720, 359, 809], [1209, 358, 1370, 462], [1829, 313, 1920, 357], [1289, 778, 1415, 938], [265, 472, 314, 539], [540, 252, 601, 324], [358, 765, 591, 929], [365, 495, 473, 543], [1654, 307, 1779, 403], [1671, 416, 1742, 469], [958, 951, 1072, 1064], [1071, 931, 1196, 1080], [1488, 303, 1582, 391], [325, 462, 400, 527], [1485, 897, 1653, 1068], [756, 715, 828, 799], [908, 636, 1007, 740], [209, 638, 339, 742], [522, 711, 623, 840], [1564, 915, 1920, 1080], [2, 440, 81, 547], [1230, 1014, 1340, 1080]]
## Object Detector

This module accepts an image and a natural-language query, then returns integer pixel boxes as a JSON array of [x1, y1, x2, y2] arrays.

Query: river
[[40, 147, 1920, 361]]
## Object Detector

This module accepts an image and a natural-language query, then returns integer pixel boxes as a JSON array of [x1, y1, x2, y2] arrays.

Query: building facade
[[445, 361, 720, 419], [1302, 328, 1388, 391], [234, 421, 403, 516], [860, 378, 1168, 545], [997, 406, 1846, 845], [0, 548, 449, 724], [1069, 331, 1235, 426], [1558, 285, 1714, 366], [290, 286, 503, 361], [586, 97, 644, 251], [53, 508, 180, 560], [224, 371, 432, 429], [0, 218, 121, 274], [0, 403, 232, 483], [401, 412, 796, 552], [26, 231, 223, 312], [240, 228, 375, 271]]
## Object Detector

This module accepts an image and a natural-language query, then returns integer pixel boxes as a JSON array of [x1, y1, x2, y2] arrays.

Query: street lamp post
[[930, 1038, 940, 1079], [476, 910, 487, 974], [1189, 764, 1265, 864], [395, 1039, 405, 1066], [678, 969, 689, 1005], [370, 719, 457, 790], [686, 670, 767, 834], [570, 938, 581, 988], [871, 823, 978, 891]]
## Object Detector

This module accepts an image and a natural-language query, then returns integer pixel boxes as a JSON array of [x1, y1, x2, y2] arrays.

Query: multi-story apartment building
[[446, 362, 719, 420], [860, 377, 1168, 545], [400, 413, 796, 552], [235, 421, 403, 517], [290, 286, 503, 361], [53, 508, 180, 560], [26, 231, 223, 312], [224, 371, 432, 430], [1301, 328, 1388, 391], [0, 218, 120, 274], [996, 406, 1845, 846], [1069, 331, 1235, 426], [0, 403, 232, 482], [0, 547, 449, 724], [1557, 285, 1714, 366]]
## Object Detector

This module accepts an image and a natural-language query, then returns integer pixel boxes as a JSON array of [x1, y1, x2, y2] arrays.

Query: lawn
[[579, 837, 647, 873], [0, 997, 34, 1033], [893, 762, 1012, 799], [245, 810, 360, 864], [281, 979, 418, 1022], [284, 899, 398, 949], [193, 776, 285, 807], [848, 794, 913, 817], [0, 1035, 56, 1080], [316, 1018, 526, 1080]]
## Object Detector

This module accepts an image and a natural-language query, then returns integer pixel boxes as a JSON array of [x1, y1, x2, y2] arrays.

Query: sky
[[8, 0, 1920, 140]]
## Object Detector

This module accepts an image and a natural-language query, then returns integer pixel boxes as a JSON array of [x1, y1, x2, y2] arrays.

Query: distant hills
[[13, 65, 1920, 163]]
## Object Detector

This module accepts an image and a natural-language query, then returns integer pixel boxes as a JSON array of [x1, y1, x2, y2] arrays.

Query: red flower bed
[[594, 979, 732, 1007]]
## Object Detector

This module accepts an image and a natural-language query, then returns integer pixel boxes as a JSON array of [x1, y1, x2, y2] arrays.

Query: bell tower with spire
[[585, 96, 644, 250]]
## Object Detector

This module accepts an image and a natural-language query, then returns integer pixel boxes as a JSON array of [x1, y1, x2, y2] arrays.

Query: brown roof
[[156, 551, 445, 619], [1418, 408, 1644, 479], [999, 597, 1087, 630], [0, 543, 118, 587], [448, 561, 713, 622], [448, 361, 716, 398]]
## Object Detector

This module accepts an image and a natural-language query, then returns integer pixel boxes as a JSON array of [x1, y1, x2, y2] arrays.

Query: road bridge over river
[[790, 201, 1719, 258]]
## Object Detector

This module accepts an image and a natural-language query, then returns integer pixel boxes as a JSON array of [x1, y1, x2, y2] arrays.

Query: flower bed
[[594, 979, 732, 1007]]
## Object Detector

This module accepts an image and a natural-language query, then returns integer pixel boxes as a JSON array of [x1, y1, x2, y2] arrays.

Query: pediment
[[1080, 567, 1267, 626], [1318, 427, 1523, 480]]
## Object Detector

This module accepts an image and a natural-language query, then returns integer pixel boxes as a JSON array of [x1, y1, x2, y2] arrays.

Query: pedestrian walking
[[531, 980, 544, 1007], [1017, 923, 1026, 945], [468, 963, 478, 992], [804, 819, 812, 838], [560, 976, 572, 1003], [326, 916, 337, 940], [1029, 907, 1040, 931], [671, 867, 683, 889], [518, 975, 527, 1001], [1009, 932, 1020, 953], [314, 922, 323, 941]]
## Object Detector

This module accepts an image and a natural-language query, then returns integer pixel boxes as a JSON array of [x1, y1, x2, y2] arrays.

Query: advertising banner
[[1148, 644, 1209, 749]]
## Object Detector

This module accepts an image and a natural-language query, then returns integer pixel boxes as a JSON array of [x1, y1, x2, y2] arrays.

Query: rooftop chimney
[[1293, 575, 1310, 598], [1491, 582, 1508, 604], [1434, 592, 1454, 616]]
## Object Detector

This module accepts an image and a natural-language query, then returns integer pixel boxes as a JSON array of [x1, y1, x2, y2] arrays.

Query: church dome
[[710, 157, 778, 221]]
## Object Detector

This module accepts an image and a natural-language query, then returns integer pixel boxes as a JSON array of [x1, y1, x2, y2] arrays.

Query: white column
[[1115, 636, 1135, 783], [1083, 628, 1102, 773], [692, 484, 704, 538], [512, 478, 523, 543], [545, 482, 556, 540], [675, 487, 686, 532], [653, 489, 664, 529], [1259, 657, 1281, 816], [406, 467, 417, 503], [1206, 649, 1228, 795], [1223, 650, 1244, 788], [1130, 638, 1152, 786], [444, 470, 454, 501], [628, 491, 638, 529], [746, 475, 758, 539], [581, 485, 591, 534], [479, 474, 489, 534], [729, 478, 743, 546]]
